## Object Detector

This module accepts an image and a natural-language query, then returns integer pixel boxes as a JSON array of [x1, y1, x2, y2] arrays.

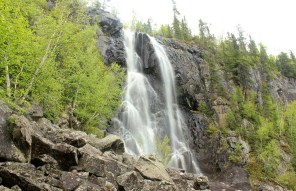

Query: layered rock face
[[0, 101, 210, 191]]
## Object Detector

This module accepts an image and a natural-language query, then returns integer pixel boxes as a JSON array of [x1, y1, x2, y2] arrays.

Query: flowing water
[[113, 31, 200, 174]]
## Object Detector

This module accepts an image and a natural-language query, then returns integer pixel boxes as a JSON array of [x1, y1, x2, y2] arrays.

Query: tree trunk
[[22, 31, 62, 100], [5, 56, 11, 97], [14, 63, 25, 99]]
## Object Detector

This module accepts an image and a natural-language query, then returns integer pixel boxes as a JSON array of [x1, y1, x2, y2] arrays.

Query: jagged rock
[[76, 152, 129, 177], [8, 115, 33, 161], [122, 152, 139, 166], [117, 171, 144, 190], [77, 143, 102, 157], [167, 168, 209, 190], [26, 103, 43, 121], [193, 176, 210, 190], [87, 134, 124, 154], [135, 33, 159, 71], [253, 181, 292, 191], [61, 171, 89, 191], [74, 182, 102, 191], [31, 154, 58, 168], [218, 166, 251, 190], [212, 97, 230, 127], [227, 136, 250, 165], [88, 176, 117, 191], [37, 118, 88, 148], [135, 156, 173, 183], [0, 105, 26, 163], [88, 8, 125, 66], [31, 134, 79, 170], [0, 162, 62, 191]]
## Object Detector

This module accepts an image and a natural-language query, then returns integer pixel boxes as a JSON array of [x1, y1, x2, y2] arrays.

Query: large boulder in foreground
[[135, 156, 172, 182]]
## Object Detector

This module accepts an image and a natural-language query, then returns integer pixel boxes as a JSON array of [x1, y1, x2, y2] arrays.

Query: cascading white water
[[149, 37, 200, 173], [113, 30, 200, 174], [115, 30, 159, 155]]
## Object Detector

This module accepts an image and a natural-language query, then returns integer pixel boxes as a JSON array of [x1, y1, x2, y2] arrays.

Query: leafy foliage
[[156, 135, 172, 165], [0, 0, 124, 129]]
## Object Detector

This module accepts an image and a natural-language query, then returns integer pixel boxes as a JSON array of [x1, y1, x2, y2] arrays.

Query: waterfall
[[113, 31, 200, 174]]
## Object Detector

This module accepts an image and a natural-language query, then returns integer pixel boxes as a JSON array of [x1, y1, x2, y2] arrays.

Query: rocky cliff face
[[0, 101, 210, 191], [95, 11, 296, 191]]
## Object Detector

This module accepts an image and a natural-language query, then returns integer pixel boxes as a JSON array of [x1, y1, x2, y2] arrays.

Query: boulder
[[8, 115, 33, 161], [36, 118, 87, 148], [77, 144, 102, 157], [135, 156, 173, 183], [87, 134, 124, 154], [117, 171, 144, 190], [74, 182, 102, 191], [31, 134, 78, 170], [61, 171, 89, 191], [88, 176, 117, 191], [76, 152, 129, 177], [193, 176, 210, 190], [26, 103, 43, 121], [0, 162, 62, 191]]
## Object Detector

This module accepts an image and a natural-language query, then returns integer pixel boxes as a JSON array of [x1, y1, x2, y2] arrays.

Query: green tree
[[259, 139, 281, 176]]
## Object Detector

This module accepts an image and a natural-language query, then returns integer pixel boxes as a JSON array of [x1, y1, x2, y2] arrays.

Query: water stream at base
[[113, 31, 200, 174]]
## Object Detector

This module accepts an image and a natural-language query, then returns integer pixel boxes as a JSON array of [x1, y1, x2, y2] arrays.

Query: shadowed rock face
[[0, 102, 209, 191]]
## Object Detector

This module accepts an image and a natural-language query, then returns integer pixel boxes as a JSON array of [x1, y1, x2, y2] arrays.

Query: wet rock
[[135, 33, 159, 71], [135, 156, 173, 183]]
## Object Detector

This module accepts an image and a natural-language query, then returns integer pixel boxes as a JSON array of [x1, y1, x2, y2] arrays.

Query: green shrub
[[276, 172, 296, 190], [156, 135, 172, 165], [83, 126, 104, 138]]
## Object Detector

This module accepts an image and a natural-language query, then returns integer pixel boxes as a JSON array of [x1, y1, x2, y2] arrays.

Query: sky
[[92, 0, 296, 55]]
